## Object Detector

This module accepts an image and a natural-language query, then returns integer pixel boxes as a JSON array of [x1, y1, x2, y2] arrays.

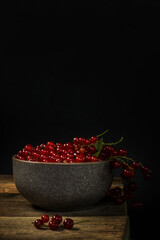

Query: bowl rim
[[12, 155, 111, 165]]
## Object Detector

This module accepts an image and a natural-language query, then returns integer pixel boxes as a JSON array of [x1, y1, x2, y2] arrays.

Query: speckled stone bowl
[[12, 156, 113, 211]]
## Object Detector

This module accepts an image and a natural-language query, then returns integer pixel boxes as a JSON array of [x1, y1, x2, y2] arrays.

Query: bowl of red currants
[[12, 135, 114, 211], [12, 130, 152, 211]]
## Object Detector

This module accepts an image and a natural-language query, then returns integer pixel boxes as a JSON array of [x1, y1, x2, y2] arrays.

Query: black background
[[0, 0, 159, 239]]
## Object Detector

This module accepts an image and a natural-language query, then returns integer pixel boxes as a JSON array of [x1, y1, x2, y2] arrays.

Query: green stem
[[108, 155, 134, 162], [103, 137, 123, 146], [97, 129, 109, 138], [119, 156, 134, 162], [108, 156, 134, 170]]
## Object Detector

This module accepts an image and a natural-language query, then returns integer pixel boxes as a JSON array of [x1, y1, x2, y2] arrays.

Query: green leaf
[[93, 151, 101, 157], [94, 138, 103, 151], [93, 138, 104, 157]]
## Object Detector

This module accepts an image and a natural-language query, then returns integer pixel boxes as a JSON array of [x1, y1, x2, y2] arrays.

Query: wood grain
[[0, 175, 130, 240], [0, 175, 18, 193], [0, 216, 130, 240]]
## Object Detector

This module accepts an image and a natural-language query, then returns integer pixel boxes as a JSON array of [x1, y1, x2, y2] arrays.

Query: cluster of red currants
[[110, 155, 152, 180], [106, 184, 143, 208], [15, 136, 130, 163], [107, 143, 151, 208], [34, 214, 74, 230]]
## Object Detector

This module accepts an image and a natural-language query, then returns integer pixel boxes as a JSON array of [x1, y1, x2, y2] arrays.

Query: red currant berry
[[122, 163, 130, 169], [119, 149, 127, 156], [60, 153, 67, 160], [111, 150, 119, 156], [49, 150, 56, 155], [32, 152, 40, 159], [46, 141, 55, 147], [105, 145, 114, 155], [90, 136, 98, 143], [114, 187, 122, 196], [27, 155, 32, 161], [132, 162, 140, 169], [75, 155, 85, 163], [41, 214, 49, 223], [64, 142, 75, 150], [39, 154, 49, 161], [40, 149, 49, 156], [63, 218, 74, 229], [46, 145, 55, 151], [79, 147, 86, 154], [143, 173, 152, 180], [123, 192, 134, 200], [85, 155, 92, 162], [85, 139, 91, 145], [49, 221, 59, 230], [73, 137, 79, 144], [53, 153, 60, 158], [100, 152, 108, 160], [78, 137, 86, 144], [110, 160, 121, 169], [67, 148, 75, 154], [35, 146, 41, 153], [61, 149, 69, 154], [56, 146, 64, 153], [114, 161, 121, 168], [16, 155, 26, 160], [39, 144, 46, 149], [24, 144, 33, 151], [109, 187, 122, 199], [66, 157, 74, 163], [56, 142, 62, 147], [114, 197, 125, 205], [55, 158, 62, 163], [121, 169, 135, 179], [52, 214, 62, 224], [48, 156, 56, 162], [108, 188, 121, 200], [131, 201, 143, 208], [18, 150, 29, 157], [91, 156, 100, 162], [141, 165, 149, 174], [34, 219, 43, 229], [87, 145, 96, 153], [66, 153, 74, 158], [123, 182, 137, 193]]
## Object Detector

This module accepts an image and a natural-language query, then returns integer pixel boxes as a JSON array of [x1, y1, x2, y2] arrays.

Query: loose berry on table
[[63, 218, 74, 229], [52, 214, 62, 224], [49, 221, 59, 230], [41, 214, 49, 223], [34, 219, 43, 229]]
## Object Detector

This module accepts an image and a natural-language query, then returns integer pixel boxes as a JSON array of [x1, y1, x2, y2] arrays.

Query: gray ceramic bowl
[[12, 156, 113, 211]]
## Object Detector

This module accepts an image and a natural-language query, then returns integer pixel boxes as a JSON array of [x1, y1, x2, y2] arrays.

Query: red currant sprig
[[33, 214, 74, 230]]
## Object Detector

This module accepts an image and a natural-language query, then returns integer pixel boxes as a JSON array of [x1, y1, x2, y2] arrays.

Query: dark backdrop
[[0, 0, 159, 239]]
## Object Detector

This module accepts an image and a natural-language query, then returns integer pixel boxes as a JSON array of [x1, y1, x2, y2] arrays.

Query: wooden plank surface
[[0, 175, 18, 193], [0, 175, 130, 240], [0, 216, 130, 240]]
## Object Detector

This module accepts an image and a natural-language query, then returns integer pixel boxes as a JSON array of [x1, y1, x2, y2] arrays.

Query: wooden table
[[0, 175, 130, 240]]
